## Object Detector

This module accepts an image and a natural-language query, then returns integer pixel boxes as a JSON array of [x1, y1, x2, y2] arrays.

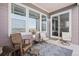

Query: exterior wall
[[71, 6, 79, 45], [0, 3, 10, 46], [78, 5, 79, 45]]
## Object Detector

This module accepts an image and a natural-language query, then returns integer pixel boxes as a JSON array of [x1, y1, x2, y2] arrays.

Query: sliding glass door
[[51, 10, 71, 39]]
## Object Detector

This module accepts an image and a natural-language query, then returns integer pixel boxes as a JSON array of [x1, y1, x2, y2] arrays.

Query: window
[[12, 18, 26, 33], [11, 4, 26, 34], [29, 10, 40, 19], [29, 10, 40, 31], [11, 4, 26, 16], [41, 15, 47, 31]]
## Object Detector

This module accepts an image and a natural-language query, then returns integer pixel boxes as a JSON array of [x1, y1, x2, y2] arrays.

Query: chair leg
[[20, 44, 23, 56], [20, 49, 23, 56]]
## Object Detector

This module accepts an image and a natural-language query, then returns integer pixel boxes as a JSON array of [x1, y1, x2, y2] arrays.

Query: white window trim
[[40, 14, 48, 33], [50, 9, 72, 39], [8, 3, 48, 36], [8, 3, 11, 36]]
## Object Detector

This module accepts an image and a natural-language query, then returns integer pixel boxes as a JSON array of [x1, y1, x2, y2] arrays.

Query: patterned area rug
[[31, 42, 73, 56]]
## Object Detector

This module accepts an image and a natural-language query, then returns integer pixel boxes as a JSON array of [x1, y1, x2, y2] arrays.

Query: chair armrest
[[23, 43, 32, 53]]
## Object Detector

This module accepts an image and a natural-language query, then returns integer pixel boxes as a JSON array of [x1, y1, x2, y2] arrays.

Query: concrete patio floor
[[46, 39, 79, 56]]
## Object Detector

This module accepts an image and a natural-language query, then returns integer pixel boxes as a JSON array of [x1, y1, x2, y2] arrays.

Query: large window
[[11, 4, 26, 33]]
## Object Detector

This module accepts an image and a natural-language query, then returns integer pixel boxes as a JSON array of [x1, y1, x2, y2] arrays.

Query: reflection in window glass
[[60, 13, 69, 36], [12, 19, 26, 33]]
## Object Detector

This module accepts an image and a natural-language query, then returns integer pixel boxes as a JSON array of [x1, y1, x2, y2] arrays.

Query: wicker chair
[[10, 33, 32, 55], [33, 32, 44, 44]]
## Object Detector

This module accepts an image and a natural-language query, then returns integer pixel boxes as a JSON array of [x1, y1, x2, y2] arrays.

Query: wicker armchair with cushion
[[33, 32, 44, 44], [10, 33, 32, 55], [40, 32, 49, 41]]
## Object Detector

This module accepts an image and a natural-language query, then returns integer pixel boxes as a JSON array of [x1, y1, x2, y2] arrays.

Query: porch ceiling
[[32, 3, 74, 13]]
